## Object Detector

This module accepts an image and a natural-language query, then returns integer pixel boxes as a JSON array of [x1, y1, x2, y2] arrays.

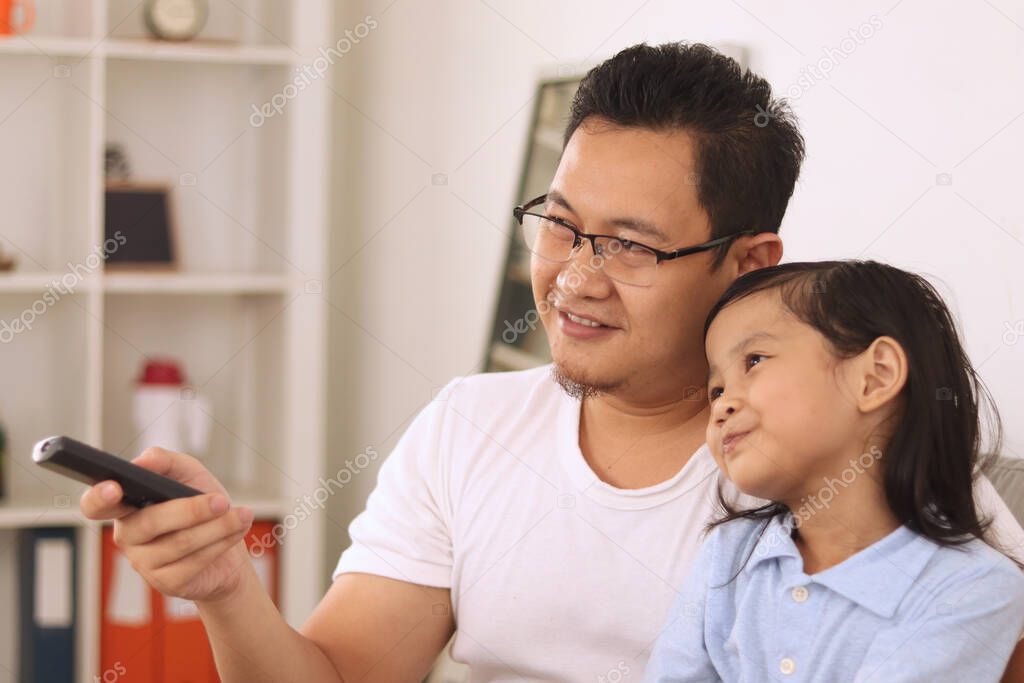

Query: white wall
[[324, 0, 1024, 577]]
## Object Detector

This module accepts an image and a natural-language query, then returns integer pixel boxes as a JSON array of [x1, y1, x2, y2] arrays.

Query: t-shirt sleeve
[[975, 473, 1024, 565], [642, 529, 722, 683], [331, 378, 461, 588]]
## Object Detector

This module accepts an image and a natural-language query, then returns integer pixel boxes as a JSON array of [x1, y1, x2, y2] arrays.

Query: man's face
[[704, 290, 864, 502], [532, 118, 736, 398]]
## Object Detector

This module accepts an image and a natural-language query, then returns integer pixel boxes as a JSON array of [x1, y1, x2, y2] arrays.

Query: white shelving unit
[[0, 1, 331, 680]]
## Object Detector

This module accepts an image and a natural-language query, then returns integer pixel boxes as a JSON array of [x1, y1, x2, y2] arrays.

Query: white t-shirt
[[334, 365, 1024, 682]]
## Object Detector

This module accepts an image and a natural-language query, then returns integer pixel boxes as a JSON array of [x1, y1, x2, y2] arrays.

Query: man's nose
[[555, 240, 613, 298]]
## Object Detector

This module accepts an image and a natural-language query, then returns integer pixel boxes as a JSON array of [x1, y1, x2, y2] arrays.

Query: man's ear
[[856, 336, 908, 413], [734, 233, 783, 276]]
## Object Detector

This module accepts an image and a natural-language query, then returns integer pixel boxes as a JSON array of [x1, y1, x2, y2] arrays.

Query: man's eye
[[618, 239, 652, 255], [745, 354, 765, 371], [708, 386, 723, 401]]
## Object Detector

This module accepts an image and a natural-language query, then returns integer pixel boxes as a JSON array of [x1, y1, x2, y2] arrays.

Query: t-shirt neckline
[[555, 383, 719, 510]]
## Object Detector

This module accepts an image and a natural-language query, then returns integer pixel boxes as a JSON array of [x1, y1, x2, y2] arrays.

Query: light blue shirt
[[644, 512, 1024, 682]]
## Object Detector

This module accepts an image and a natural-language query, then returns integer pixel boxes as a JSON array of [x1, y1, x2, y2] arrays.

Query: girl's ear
[[857, 336, 908, 413]]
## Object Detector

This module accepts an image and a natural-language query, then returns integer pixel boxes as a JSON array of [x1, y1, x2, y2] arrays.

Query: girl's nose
[[713, 398, 739, 425]]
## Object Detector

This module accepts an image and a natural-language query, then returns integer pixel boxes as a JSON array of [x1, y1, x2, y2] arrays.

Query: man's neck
[[578, 388, 710, 490]]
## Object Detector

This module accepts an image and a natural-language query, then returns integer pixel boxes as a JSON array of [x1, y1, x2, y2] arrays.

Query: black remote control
[[33, 435, 203, 508]]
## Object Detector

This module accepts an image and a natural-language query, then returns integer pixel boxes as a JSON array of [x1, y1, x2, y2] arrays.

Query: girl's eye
[[745, 354, 765, 371], [708, 358, 765, 401]]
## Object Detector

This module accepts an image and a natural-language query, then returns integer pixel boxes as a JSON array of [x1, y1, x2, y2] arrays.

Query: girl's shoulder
[[925, 535, 1024, 583], [904, 535, 1024, 617]]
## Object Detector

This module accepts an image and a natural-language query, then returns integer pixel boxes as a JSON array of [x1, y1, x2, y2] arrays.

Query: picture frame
[[103, 182, 177, 270]]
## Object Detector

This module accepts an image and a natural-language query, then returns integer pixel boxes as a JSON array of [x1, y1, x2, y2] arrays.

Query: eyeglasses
[[512, 194, 758, 287]]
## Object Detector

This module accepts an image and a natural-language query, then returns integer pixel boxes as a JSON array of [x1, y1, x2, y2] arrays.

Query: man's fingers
[[80, 480, 134, 521], [150, 532, 251, 595], [146, 507, 254, 569], [131, 446, 203, 484], [114, 493, 232, 547]]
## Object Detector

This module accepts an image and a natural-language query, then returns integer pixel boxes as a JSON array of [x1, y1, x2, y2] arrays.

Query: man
[[82, 42, 1024, 682]]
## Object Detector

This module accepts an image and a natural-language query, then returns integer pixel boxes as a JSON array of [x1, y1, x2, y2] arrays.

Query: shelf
[[489, 342, 547, 372], [102, 272, 295, 295], [0, 273, 98, 294], [0, 2, 330, 677], [0, 496, 286, 529], [0, 36, 95, 58], [104, 38, 297, 66], [0, 501, 96, 529], [0, 37, 298, 66]]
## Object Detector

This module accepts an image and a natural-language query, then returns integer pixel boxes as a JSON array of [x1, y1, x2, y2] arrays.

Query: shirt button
[[780, 657, 796, 675], [791, 585, 809, 603]]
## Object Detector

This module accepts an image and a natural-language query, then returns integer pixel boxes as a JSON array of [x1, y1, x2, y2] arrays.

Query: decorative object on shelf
[[103, 183, 177, 269], [143, 0, 208, 42], [0, 244, 15, 271], [133, 359, 212, 454], [104, 143, 133, 183], [0, 0, 34, 36], [133, 358, 213, 469], [0, 411, 7, 500]]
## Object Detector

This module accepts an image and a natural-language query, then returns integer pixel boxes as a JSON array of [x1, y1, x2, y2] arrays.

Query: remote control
[[33, 435, 203, 508]]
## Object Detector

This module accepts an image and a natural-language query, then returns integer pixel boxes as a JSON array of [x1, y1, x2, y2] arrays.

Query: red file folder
[[100, 520, 281, 683], [100, 526, 161, 682]]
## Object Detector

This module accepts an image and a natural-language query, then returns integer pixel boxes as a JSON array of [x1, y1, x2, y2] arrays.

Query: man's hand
[[79, 446, 254, 603]]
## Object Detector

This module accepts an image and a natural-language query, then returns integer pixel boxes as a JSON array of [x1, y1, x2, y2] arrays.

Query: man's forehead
[[552, 127, 704, 232]]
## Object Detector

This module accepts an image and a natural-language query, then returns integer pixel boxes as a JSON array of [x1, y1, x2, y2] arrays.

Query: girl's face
[[704, 290, 865, 503]]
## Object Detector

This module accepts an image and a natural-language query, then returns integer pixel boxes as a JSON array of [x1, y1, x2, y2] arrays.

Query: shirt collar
[[746, 512, 940, 618]]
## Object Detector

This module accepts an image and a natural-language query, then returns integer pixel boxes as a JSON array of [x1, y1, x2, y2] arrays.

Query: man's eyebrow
[[545, 190, 670, 244], [705, 331, 779, 383]]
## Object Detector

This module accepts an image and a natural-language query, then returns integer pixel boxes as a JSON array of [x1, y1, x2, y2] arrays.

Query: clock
[[143, 0, 208, 41]]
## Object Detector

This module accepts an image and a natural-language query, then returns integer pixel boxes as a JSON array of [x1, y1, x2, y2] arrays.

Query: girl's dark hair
[[566, 42, 805, 267], [702, 260, 1013, 564]]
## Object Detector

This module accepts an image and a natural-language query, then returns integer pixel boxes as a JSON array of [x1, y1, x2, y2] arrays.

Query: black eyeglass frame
[[512, 194, 761, 263]]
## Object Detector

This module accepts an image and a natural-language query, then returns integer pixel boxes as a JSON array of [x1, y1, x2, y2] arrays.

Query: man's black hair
[[565, 42, 805, 264]]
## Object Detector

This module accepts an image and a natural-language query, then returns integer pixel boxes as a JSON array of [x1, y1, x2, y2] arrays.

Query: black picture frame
[[103, 182, 177, 270]]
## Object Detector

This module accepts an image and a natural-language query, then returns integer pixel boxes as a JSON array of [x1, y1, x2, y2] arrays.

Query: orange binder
[[160, 520, 279, 682], [101, 520, 281, 683], [100, 526, 160, 682]]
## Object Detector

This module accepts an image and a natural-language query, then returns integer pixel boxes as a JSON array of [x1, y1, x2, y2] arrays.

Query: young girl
[[644, 260, 1024, 682]]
